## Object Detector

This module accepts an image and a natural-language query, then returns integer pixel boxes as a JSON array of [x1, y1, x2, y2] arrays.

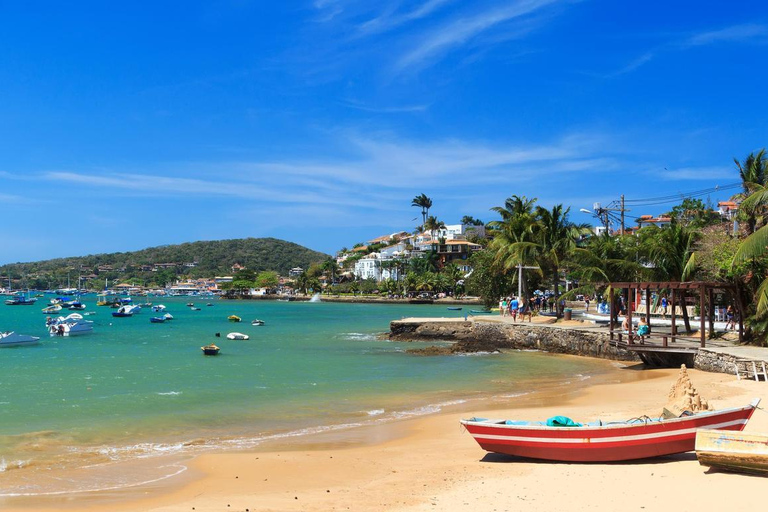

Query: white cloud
[[683, 23, 768, 47], [393, 0, 558, 74]]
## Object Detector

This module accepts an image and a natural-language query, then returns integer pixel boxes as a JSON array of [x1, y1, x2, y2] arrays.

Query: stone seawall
[[390, 319, 640, 362]]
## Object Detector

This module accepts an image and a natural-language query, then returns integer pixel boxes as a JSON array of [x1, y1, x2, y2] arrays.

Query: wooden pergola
[[609, 281, 743, 347]]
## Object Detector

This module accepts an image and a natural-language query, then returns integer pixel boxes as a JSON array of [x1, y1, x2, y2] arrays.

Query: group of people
[[621, 315, 651, 341], [498, 296, 533, 322]]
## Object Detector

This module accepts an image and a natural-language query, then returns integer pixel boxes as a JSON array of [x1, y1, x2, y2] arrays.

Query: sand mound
[[665, 364, 710, 416]]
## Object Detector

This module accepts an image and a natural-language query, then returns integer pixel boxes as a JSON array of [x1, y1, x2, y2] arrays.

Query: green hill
[[0, 238, 330, 290]]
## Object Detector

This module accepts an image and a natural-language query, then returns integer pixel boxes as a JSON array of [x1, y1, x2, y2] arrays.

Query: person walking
[[725, 305, 735, 330]]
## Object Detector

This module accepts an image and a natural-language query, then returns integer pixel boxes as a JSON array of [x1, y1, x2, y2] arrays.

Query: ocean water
[[0, 296, 617, 495]]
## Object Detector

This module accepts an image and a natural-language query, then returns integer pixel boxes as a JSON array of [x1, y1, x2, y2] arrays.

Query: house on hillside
[[717, 200, 739, 220], [637, 215, 672, 229]]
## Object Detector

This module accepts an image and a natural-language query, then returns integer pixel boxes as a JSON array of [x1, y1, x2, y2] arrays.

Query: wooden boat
[[696, 428, 768, 475], [228, 315, 241, 322], [461, 399, 760, 462], [447, 307, 463, 311], [201, 344, 220, 355]]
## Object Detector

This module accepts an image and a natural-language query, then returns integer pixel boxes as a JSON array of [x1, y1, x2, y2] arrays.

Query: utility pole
[[517, 263, 540, 298], [620, 194, 625, 235]]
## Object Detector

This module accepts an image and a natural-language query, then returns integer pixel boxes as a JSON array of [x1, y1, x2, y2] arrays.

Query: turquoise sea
[[0, 296, 620, 496]]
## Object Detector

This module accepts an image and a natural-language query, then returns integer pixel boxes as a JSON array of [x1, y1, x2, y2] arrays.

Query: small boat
[[201, 343, 220, 355], [461, 399, 760, 462], [190, 307, 201, 311], [696, 428, 768, 475], [152, 304, 166, 312], [163, 313, 174, 320], [112, 305, 140, 317], [42, 305, 63, 314], [47, 313, 94, 336], [251, 319, 265, 326], [5, 294, 37, 306], [0, 331, 41, 347], [187, 302, 195, 307], [447, 307, 463, 311], [228, 315, 241, 322], [67, 301, 86, 311], [150, 316, 166, 323], [469, 309, 493, 314], [226, 332, 249, 340]]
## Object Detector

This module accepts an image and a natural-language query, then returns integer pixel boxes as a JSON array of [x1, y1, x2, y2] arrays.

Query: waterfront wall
[[390, 319, 640, 362]]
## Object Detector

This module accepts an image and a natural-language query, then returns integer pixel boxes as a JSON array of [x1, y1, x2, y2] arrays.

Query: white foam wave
[[366, 409, 385, 416], [0, 463, 188, 497], [156, 391, 182, 396]]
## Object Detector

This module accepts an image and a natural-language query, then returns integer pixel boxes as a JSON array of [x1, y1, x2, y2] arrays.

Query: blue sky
[[1, 1, 766, 265]]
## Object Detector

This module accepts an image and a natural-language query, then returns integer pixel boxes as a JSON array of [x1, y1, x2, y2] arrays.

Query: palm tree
[[735, 149, 768, 235], [524, 205, 590, 316], [639, 223, 700, 332], [411, 194, 433, 227], [423, 215, 446, 255], [488, 195, 538, 276], [735, 149, 768, 192]]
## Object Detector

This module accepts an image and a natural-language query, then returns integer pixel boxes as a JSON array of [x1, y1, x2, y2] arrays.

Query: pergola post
[[627, 287, 634, 345], [670, 288, 677, 339], [645, 287, 651, 324], [708, 288, 715, 338], [609, 287, 615, 340], [699, 285, 706, 348]]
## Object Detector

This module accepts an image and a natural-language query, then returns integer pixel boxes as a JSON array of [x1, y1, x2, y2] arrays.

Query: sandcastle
[[664, 364, 710, 416]]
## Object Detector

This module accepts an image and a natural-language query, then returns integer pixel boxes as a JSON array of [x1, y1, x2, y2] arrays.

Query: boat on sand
[[461, 399, 760, 462], [696, 428, 768, 475]]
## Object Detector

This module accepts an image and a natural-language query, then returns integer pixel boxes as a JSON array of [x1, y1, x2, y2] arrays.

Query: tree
[[734, 149, 768, 235], [666, 198, 720, 229], [423, 216, 446, 255], [411, 194, 433, 228], [529, 204, 590, 316], [461, 215, 484, 226], [638, 222, 700, 333], [255, 271, 279, 289]]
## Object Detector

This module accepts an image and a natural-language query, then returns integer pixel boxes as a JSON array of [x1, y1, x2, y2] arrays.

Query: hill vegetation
[[0, 238, 330, 290]]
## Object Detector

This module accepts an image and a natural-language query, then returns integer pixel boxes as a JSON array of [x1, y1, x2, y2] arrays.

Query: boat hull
[[461, 400, 759, 462], [696, 429, 768, 475]]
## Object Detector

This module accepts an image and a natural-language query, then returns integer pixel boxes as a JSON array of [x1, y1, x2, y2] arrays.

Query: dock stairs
[[735, 359, 768, 382]]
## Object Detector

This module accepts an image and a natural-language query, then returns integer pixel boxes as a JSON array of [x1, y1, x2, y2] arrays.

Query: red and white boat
[[461, 398, 760, 462]]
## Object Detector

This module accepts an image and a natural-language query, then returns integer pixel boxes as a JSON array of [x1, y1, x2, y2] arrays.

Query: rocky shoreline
[[390, 317, 640, 361]]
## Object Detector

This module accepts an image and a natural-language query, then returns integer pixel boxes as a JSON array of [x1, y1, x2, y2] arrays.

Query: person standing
[[725, 305, 735, 330], [510, 296, 519, 322], [661, 295, 668, 319], [584, 295, 591, 313]]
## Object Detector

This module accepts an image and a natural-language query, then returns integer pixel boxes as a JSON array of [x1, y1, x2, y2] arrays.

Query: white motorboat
[[47, 313, 94, 336], [42, 304, 63, 314], [251, 319, 265, 326], [112, 305, 142, 317], [226, 332, 250, 340], [152, 304, 166, 312], [0, 331, 41, 347]]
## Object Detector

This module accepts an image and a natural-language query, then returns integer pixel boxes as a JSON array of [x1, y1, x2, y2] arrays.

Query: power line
[[622, 183, 741, 206]]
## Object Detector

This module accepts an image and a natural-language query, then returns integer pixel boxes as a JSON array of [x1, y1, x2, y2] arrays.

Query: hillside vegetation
[[0, 238, 330, 289]]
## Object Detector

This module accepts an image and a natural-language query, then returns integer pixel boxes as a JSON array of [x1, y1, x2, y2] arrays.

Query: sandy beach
[[4, 362, 767, 512]]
